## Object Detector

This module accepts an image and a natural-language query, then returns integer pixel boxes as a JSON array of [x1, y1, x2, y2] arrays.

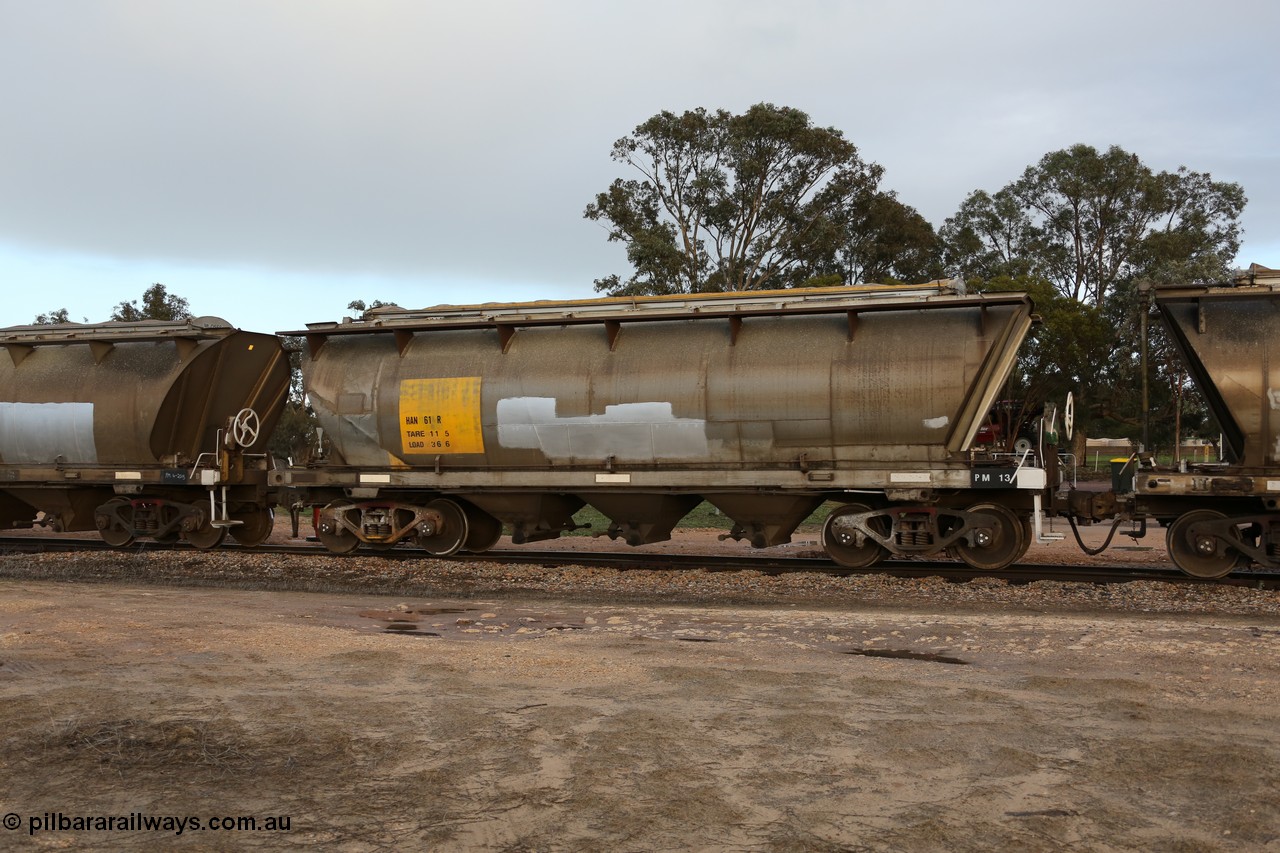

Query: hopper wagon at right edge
[[1064, 264, 1280, 577]]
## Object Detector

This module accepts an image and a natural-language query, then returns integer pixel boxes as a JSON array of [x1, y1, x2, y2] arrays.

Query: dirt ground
[[2, 561, 1279, 851]]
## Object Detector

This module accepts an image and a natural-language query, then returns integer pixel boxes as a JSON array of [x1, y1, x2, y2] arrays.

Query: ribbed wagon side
[[277, 282, 1048, 569], [0, 316, 290, 547]]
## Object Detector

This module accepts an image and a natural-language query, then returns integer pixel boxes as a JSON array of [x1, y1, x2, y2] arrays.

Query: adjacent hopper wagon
[[0, 316, 290, 547], [1134, 268, 1280, 576]]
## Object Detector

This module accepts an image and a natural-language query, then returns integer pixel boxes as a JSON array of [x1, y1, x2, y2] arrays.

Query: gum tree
[[110, 283, 192, 322], [942, 144, 1246, 454], [585, 103, 939, 294]]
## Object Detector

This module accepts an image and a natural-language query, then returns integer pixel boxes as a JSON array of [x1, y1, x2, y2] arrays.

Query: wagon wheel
[[316, 502, 361, 555], [185, 516, 227, 550], [418, 499, 469, 556], [1165, 510, 1241, 579], [954, 503, 1026, 571], [97, 497, 136, 548], [461, 506, 503, 553], [1016, 516, 1034, 563], [229, 507, 275, 547], [992, 514, 1035, 565], [230, 407, 261, 448], [821, 503, 888, 568]]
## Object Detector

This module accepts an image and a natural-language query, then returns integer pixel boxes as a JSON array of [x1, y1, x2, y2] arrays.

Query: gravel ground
[[2, 520, 1279, 851], [0, 516, 1276, 618]]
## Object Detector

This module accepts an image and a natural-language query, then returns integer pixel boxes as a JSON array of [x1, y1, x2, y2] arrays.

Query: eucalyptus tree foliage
[[346, 299, 395, 316], [939, 189, 1038, 281], [31, 285, 190, 325], [32, 308, 71, 324], [941, 144, 1245, 307], [944, 145, 1244, 453], [824, 190, 944, 285], [111, 283, 192, 322], [585, 103, 936, 295]]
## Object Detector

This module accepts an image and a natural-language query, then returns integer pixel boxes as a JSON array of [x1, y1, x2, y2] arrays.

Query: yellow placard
[[399, 377, 485, 455]]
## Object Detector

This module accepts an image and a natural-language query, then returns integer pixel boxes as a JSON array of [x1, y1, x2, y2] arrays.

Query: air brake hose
[[1066, 515, 1126, 556]]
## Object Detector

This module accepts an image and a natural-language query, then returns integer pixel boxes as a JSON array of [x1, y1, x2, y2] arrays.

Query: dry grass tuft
[[41, 716, 272, 776]]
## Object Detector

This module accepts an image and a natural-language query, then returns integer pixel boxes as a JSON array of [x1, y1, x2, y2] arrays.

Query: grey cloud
[[0, 0, 1277, 303]]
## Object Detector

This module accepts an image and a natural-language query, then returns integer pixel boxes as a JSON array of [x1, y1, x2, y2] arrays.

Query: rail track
[[2, 535, 1278, 590]]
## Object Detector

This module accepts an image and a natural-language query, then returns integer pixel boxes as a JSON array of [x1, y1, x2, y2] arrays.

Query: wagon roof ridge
[[0, 315, 238, 345], [407, 279, 965, 316], [281, 280, 1032, 338], [1145, 264, 1280, 300]]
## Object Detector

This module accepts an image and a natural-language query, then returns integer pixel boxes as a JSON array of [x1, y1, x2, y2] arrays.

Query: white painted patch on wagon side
[[0, 401, 97, 464], [1271, 386, 1280, 462], [923, 415, 949, 429], [496, 397, 708, 461], [890, 472, 931, 483]]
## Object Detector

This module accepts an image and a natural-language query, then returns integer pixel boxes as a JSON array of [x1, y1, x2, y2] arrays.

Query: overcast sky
[[1, 0, 1276, 330]]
